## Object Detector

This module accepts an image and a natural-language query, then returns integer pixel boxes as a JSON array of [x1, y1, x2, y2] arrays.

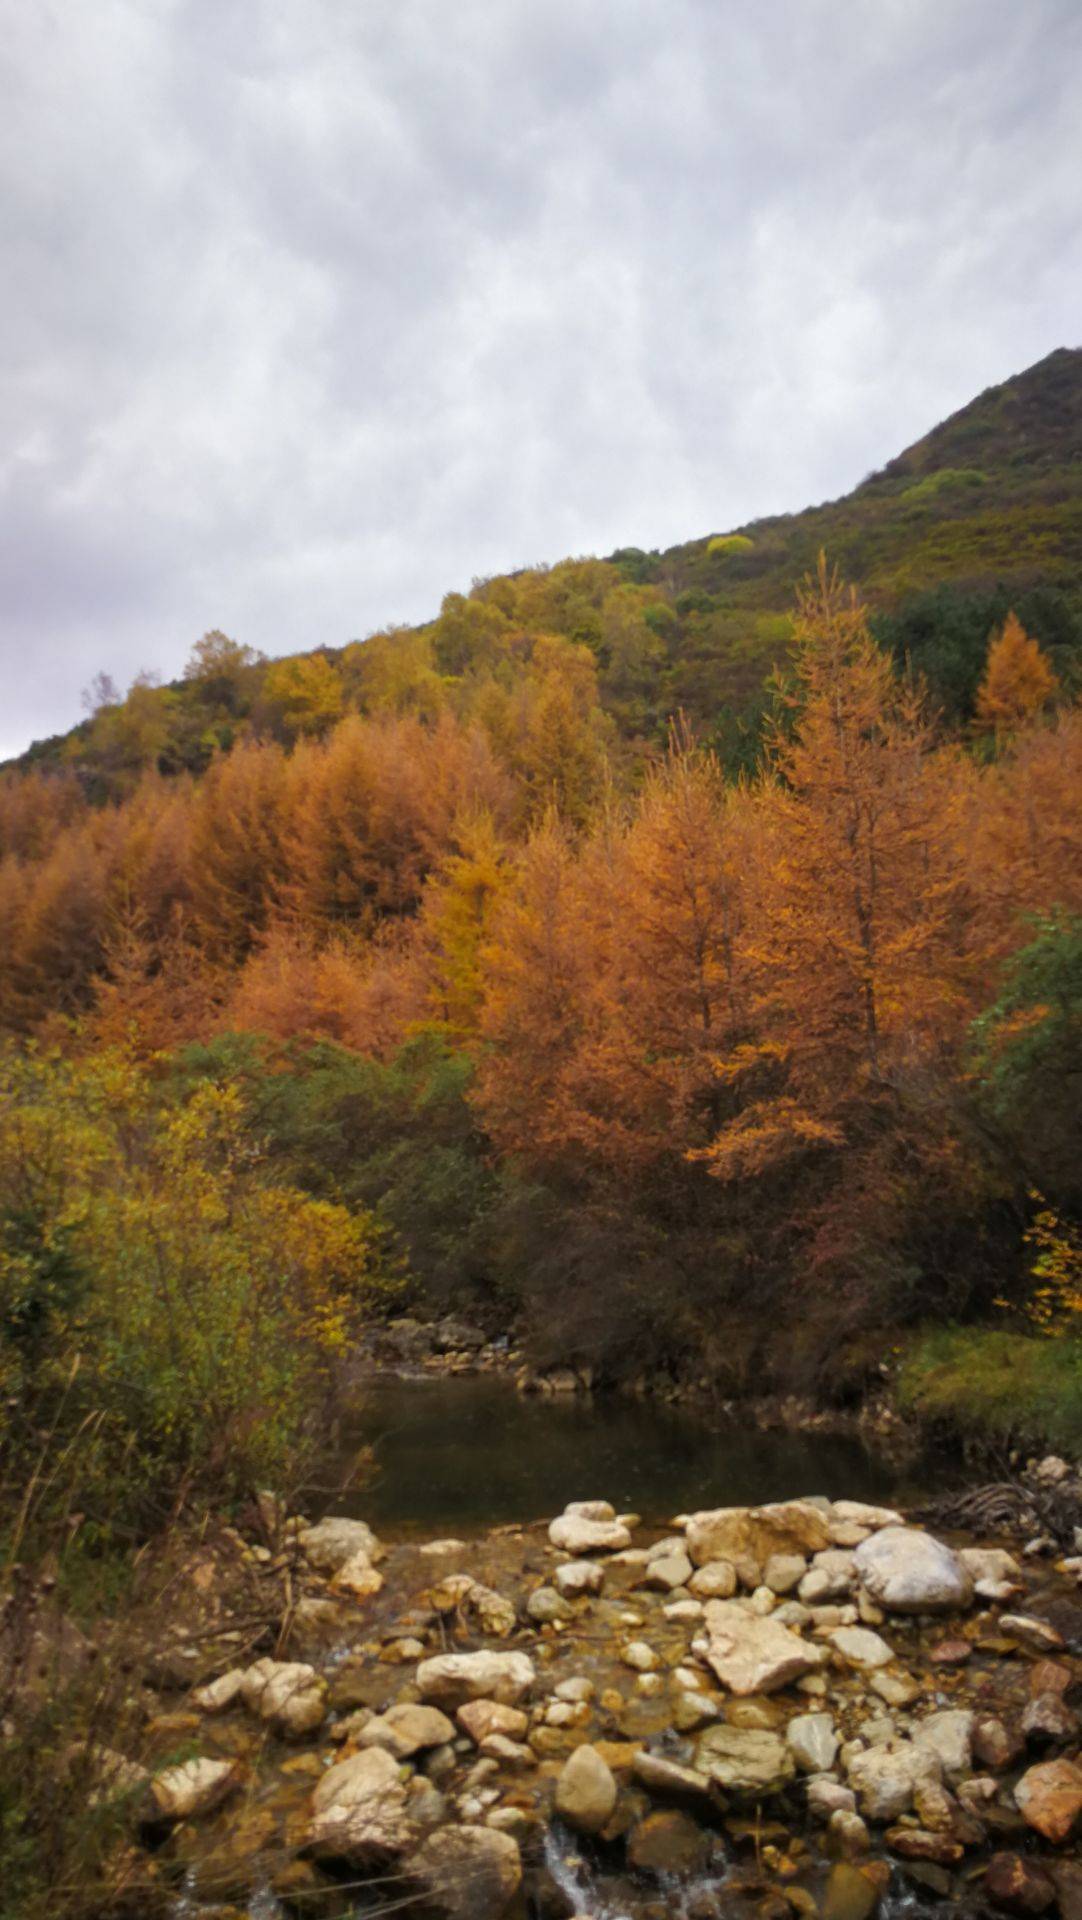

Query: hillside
[[8, 347, 1082, 791]]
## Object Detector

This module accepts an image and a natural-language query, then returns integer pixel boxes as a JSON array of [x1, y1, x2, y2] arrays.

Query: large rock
[[309, 1747, 416, 1861], [846, 1742, 943, 1821], [240, 1658, 327, 1736], [555, 1744, 618, 1834], [357, 1704, 455, 1758], [694, 1724, 794, 1795], [701, 1599, 823, 1694], [406, 1824, 521, 1920], [548, 1512, 631, 1554], [299, 1516, 384, 1572], [1014, 1758, 1082, 1846], [150, 1757, 241, 1820], [686, 1502, 830, 1580], [853, 1528, 972, 1615], [416, 1651, 535, 1709]]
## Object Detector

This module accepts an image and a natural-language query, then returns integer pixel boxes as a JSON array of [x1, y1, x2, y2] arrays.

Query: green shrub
[[707, 533, 755, 557], [897, 1324, 1082, 1454]]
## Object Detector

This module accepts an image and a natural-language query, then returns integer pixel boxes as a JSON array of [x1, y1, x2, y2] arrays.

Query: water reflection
[[322, 1375, 940, 1535]]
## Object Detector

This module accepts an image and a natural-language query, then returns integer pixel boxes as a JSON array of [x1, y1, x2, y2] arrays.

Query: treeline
[[1, 561, 1078, 1391]]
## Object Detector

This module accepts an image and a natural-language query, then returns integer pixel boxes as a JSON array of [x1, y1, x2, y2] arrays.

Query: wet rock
[[701, 1599, 823, 1695], [929, 1638, 972, 1665], [665, 1599, 704, 1624], [688, 1561, 738, 1599], [632, 1750, 713, 1799], [642, 1549, 694, 1591], [686, 1503, 831, 1581], [416, 1651, 535, 1709], [240, 1658, 327, 1736], [554, 1677, 595, 1704], [150, 1757, 241, 1821], [457, 1700, 529, 1743], [298, 1516, 384, 1572], [622, 1640, 661, 1673], [807, 1778, 857, 1818], [912, 1778, 963, 1833], [1000, 1614, 1066, 1654], [913, 1709, 974, 1777], [959, 1546, 1022, 1585], [330, 1549, 383, 1600], [1021, 1691, 1078, 1747], [846, 1741, 942, 1820], [309, 1747, 416, 1862], [694, 1724, 795, 1795], [821, 1859, 880, 1919], [554, 1744, 618, 1834], [764, 1554, 807, 1595], [673, 1690, 721, 1731], [973, 1717, 1025, 1770], [828, 1627, 894, 1670], [787, 1712, 838, 1772], [853, 1528, 972, 1615], [1029, 1659, 1073, 1696], [886, 1826, 963, 1866], [357, 1704, 456, 1758], [548, 1510, 632, 1555], [868, 1667, 921, 1707], [406, 1823, 521, 1920], [983, 1851, 1057, 1914], [828, 1809, 873, 1861], [480, 1733, 535, 1768], [554, 1560, 604, 1598], [1014, 1757, 1082, 1845], [832, 1501, 903, 1529], [472, 1585, 517, 1637], [527, 1585, 573, 1624], [1050, 1860, 1082, 1920], [627, 1808, 712, 1875]]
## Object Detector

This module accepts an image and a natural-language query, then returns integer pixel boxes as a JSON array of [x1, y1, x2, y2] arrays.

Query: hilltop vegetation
[[11, 347, 1082, 792]]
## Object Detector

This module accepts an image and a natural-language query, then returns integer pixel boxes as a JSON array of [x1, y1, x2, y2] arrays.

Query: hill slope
[[8, 345, 1082, 789]]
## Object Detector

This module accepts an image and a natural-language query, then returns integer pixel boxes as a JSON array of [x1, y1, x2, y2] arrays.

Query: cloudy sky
[[2, 0, 1079, 759]]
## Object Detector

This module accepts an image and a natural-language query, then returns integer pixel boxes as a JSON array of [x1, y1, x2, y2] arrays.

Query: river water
[[322, 1375, 944, 1536]]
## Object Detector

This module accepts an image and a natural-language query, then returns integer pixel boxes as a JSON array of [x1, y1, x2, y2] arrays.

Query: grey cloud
[[1, 0, 1080, 757]]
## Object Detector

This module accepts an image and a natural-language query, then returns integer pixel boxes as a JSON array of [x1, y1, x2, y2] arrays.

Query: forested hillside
[[2, 348, 1080, 1428]]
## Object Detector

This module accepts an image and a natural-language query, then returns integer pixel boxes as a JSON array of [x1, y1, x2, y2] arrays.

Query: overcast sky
[[2, 1, 1080, 759]]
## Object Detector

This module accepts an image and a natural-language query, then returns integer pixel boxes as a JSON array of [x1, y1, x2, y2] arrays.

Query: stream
[[323, 1375, 945, 1535]]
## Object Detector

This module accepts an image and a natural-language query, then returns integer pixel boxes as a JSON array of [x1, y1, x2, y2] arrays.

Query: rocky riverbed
[[96, 1475, 1082, 1920]]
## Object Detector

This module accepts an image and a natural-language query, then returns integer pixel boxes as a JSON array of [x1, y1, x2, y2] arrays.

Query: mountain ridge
[[7, 344, 1082, 784]]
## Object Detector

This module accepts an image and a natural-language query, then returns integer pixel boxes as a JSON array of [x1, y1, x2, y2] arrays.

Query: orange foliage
[[976, 611, 1058, 736]]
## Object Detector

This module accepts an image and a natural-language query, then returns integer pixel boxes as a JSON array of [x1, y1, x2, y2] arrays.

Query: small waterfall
[[541, 1822, 734, 1920], [542, 1826, 633, 1920]]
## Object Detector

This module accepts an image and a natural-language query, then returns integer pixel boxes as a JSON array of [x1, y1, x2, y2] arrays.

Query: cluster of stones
[[105, 1492, 1081, 1920]]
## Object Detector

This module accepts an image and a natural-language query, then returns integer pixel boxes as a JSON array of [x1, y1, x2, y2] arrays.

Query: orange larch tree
[[975, 612, 1059, 738]]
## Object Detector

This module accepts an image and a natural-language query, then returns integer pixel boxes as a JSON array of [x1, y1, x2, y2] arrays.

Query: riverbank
[[17, 1468, 1081, 1920], [356, 1312, 1082, 1473]]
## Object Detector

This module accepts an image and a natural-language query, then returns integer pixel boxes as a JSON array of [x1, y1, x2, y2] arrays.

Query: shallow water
[[321, 1374, 945, 1535]]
